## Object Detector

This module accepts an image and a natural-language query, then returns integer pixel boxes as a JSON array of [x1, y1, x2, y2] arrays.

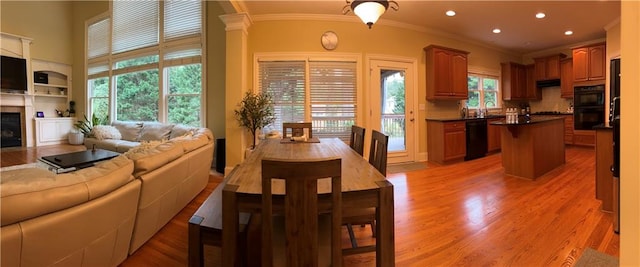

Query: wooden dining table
[[222, 138, 395, 266]]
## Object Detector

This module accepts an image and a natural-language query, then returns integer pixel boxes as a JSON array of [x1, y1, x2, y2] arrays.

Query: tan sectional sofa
[[1, 122, 214, 266], [1, 156, 139, 267]]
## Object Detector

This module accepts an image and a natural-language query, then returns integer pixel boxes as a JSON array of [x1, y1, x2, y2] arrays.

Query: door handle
[[410, 118, 415, 122]]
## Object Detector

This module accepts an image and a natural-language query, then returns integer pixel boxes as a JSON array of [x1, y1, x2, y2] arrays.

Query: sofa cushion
[[139, 122, 174, 141], [112, 121, 143, 141], [169, 133, 209, 153], [169, 124, 197, 140], [84, 138, 140, 153], [124, 141, 184, 177], [0, 155, 134, 226], [92, 125, 122, 140]]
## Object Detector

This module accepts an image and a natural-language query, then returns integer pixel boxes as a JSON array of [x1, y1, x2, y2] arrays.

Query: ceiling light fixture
[[343, 0, 399, 29], [493, 28, 501, 34], [565, 30, 573, 36], [446, 10, 456, 17], [535, 12, 546, 19]]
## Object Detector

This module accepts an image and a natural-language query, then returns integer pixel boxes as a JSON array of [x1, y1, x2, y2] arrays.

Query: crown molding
[[250, 13, 520, 57], [604, 17, 621, 31], [219, 12, 252, 34]]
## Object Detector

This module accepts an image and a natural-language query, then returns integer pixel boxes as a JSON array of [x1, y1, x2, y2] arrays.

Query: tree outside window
[[467, 73, 500, 109]]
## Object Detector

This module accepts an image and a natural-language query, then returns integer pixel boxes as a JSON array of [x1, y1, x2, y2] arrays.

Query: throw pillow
[[169, 124, 196, 139], [139, 122, 174, 141], [112, 121, 143, 141], [92, 125, 122, 140]]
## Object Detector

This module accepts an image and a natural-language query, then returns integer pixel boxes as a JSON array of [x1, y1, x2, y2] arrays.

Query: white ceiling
[[228, 0, 621, 55]]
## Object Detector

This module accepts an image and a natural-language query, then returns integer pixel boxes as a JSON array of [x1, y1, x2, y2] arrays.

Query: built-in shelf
[[34, 83, 68, 88]]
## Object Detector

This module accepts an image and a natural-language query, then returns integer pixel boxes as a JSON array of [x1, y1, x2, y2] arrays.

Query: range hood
[[536, 79, 561, 88]]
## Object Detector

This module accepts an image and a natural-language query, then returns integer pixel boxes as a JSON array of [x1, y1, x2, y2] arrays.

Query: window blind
[[112, 1, 159, 54], [88, 18, 110, 59], [258, 61, 306, 132], [164, 0, 202, 41], [309, 61, 357, 141]]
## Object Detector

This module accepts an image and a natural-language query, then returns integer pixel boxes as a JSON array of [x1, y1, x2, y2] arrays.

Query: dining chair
[[282, 122, 313, 138], [342, 130, 389, 253], [261, 157, 342, 267], [369, 129, 389, 176], [349, 125, 366, 156]]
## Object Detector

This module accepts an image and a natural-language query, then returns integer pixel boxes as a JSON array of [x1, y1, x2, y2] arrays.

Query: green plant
[[74, 113, 109, 137], [234, 91, 276, 149]]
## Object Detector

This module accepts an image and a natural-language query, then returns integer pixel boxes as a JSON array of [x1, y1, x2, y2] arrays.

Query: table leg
[[376, 180, 395, 267], [188, 215, 204, 267], [222, 184, 240, 267]]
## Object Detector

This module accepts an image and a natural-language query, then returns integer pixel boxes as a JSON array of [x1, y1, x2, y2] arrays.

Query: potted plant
[[234, 91, 276, 150], [74, 113, 108, 137]]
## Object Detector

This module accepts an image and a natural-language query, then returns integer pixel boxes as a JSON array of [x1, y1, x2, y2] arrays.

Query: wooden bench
[[188, 168, 252, 267]]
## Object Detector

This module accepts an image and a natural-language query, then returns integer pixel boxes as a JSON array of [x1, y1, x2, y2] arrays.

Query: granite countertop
[[426, 115, 505, 122], [593, 123, 613, 130], [489, 115, 565, 126]]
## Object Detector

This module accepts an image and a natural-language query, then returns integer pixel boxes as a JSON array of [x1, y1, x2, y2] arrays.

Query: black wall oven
[[574, 85, 605, 130]]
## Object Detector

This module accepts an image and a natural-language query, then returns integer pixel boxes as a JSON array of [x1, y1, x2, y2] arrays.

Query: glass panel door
[[381, 70, 406, 152], [370, 59, 415, 163]]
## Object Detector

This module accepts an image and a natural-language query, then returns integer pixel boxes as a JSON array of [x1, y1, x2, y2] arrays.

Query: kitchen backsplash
[[427, 86, 573, 119], [528, 86, 572, 112]]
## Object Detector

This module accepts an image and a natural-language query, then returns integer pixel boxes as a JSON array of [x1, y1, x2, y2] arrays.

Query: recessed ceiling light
[[565, 30, 573, 36], [446, 10, 456, 17], [535, 12, 546, 19], [492, 28, 501, 34]]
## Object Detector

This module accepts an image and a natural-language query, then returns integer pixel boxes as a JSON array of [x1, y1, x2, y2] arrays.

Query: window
[[257, 57, 358, 141], [467, 72, 500, 109], [309, 61, 356, 140], [85, 0, 203, 126]]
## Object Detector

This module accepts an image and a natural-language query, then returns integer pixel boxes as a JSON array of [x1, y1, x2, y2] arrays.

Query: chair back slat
[[261, 158, 342, 267], [282, 122, 313, 138], [349, 125, 366, 156], [369, 130, 389, 176]]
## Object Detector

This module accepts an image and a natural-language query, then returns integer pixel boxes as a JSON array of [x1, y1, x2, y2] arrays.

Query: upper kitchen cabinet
[[525, 64, 541, 100], [425, 45, 470, 100], [534, 54, 566, 81], [573, 43, 606, 83], [560, 59, 573, 98], [501, 62, 526, 100]]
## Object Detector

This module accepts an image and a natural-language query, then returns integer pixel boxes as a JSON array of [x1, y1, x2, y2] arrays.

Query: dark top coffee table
[[39, 149, 120, 173]]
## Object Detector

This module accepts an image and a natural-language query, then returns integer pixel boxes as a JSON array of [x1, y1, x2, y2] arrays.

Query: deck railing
[[382, 114, 405, 137]]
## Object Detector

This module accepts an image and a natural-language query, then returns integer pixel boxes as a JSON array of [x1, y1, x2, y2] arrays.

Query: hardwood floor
[[1, 145, 618, 266]]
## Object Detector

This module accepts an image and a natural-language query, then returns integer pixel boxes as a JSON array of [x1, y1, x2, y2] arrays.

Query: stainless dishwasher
[[464, 119, 488, 161]]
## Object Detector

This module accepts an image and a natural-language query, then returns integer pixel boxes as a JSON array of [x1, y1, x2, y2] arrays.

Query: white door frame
[[365, 55, 419, 163]]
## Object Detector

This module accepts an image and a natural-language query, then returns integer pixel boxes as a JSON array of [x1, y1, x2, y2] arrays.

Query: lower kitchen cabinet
[[573, 130, 596, 147], [487, 118, 502, 152], [563, 115, 574, 144], [427, 120, 466, 164], [595, 128, 613, 212]]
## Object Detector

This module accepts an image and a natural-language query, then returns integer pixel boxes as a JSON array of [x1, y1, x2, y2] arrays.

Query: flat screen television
[[1, 55, 28, 91]]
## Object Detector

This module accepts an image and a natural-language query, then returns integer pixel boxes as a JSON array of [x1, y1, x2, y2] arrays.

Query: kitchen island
[[490, 116, 566, 180]]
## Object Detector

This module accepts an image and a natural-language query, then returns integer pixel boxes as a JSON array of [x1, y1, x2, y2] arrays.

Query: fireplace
[[0, 107, 26, 148]]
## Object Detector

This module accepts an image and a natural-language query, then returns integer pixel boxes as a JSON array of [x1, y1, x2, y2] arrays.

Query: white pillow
[[92, 125, 122, 140]]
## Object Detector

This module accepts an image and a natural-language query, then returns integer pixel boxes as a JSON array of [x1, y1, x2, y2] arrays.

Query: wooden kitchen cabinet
[[501, 62, 527, 100], [560, 59, 574, 98], [487, 118, 502, 153], [573, 43, 606, 83], [563, 115, 574, 145], [427, 120, 466, 164], [425, 45, 470, 100], [525, 64, 541, 99], [534, 53, 566, 81], [595, 128, 613, 212], [573, 130, 596, 147]]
